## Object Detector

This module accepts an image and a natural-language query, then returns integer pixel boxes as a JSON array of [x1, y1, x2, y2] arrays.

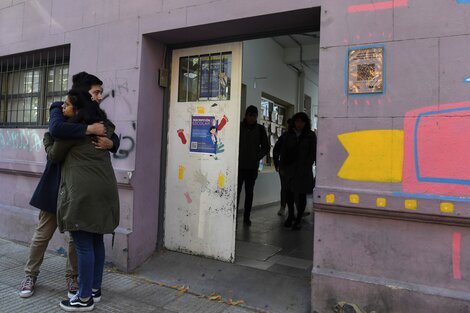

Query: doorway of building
[[163, 42, 243, 262], [235, 33, 319, 279], [143, 8, 321, 312]]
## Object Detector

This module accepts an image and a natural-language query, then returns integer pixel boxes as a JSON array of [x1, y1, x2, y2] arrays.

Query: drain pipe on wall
[[288, 35, 305, 113]]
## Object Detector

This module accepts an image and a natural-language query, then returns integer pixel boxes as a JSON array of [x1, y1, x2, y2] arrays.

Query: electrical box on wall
[[159, 68, 169, 87]]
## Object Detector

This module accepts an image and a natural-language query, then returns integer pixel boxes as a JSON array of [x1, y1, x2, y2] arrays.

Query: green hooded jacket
[[43, 125, 120, 234]]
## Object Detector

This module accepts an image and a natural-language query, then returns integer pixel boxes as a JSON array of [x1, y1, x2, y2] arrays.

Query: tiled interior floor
[[235, 197, 314, 278]]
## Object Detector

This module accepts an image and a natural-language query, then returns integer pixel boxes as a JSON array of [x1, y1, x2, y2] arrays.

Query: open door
[[164, 42, 242, 262]]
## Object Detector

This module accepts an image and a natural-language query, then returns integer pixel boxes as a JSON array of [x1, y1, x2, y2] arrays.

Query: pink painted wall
[[315, 0, 470, 213]]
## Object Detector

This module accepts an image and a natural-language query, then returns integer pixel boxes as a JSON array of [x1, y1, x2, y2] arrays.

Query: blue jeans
[[70, 231, 105, 298]]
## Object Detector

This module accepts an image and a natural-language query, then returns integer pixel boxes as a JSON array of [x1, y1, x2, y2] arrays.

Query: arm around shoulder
[[49, 103, 87, 139]]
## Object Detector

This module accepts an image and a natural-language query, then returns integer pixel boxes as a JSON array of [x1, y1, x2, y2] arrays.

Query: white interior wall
[[304, 65, 319, 129]]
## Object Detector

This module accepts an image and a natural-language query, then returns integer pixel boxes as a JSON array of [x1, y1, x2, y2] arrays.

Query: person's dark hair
[[292, 112, 311, 133], [71, 72, 103, 91], [67, 89, 107, 125], [245, 105, 258, 116]]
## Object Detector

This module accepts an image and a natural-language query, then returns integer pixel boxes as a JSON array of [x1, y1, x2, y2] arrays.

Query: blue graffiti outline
[[392, 192, 470, 202], [464, 76, 470, 83], [414, 106, 470, 185], [344, 44, 386, 96], [456, 0, 470, 4]]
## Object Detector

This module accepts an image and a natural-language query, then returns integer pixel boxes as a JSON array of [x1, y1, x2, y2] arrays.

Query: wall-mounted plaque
[[348, 46, 384, 94]]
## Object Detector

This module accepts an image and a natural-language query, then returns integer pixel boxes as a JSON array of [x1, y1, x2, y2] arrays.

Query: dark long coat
[[280, 129, 317, 194]]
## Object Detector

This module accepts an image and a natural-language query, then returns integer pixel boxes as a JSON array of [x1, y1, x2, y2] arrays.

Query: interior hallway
[[235, 200, 314, 278]]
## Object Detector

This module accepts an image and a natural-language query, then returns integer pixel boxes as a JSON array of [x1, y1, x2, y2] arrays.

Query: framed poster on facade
[[347, 46, 384, 95]]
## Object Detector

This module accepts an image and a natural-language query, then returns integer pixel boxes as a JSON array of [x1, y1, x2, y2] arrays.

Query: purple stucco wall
[[0, 0, 322, 270]]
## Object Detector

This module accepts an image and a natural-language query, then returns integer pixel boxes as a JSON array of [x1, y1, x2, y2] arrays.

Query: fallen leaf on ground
[[227, 299, 245, 306], [208, 293, 222, 301]]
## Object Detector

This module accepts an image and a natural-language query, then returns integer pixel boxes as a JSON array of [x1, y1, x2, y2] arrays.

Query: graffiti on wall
[[348, 0, 408, 13], [113, 134, 135, 159], [0, 129, 42, 152], [337, 101, 470, 201], [402, 101, 470, 197], [102, 77, 134, 114], [337, 130, 403, 182], [112, 121, 136, 160]]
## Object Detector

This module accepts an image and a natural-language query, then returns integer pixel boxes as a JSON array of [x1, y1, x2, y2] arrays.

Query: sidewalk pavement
[[0, 238, 262, 313]]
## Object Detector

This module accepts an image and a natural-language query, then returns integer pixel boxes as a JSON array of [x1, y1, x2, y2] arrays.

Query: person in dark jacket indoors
[[45, 89, 120, 311], [19, 72, 120, 299], [237, 105, 269, 226], [280, 112, 317, 230], [272, 119, 292, 216]]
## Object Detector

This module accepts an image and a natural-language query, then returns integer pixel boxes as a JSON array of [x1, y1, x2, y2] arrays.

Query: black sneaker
[[92, 289, 101, 303], [284, 218, 293, 228], [60, 294, 94, 312], [292, 220, 302, 230]]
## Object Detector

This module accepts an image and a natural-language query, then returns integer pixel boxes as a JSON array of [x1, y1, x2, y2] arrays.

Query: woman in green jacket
[[44, 89, 119, 312]]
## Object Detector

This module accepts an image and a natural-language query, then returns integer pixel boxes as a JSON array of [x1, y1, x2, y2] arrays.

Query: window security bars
[[0, 45, 70, 127]]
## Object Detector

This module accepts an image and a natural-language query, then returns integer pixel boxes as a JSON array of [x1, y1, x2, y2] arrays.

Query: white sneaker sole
[[59, 302, 94, 312], [68, 292, 100, 303], [19, 290, 34, 298]]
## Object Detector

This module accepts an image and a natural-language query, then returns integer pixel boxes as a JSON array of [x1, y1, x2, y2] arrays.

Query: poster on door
[[190, 115, 217, 154]]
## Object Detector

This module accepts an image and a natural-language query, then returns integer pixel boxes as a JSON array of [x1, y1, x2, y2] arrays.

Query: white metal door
[[164, 42, 242, 262]]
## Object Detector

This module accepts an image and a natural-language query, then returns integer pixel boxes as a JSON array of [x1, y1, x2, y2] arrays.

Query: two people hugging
[[44, 88, 119, 311]]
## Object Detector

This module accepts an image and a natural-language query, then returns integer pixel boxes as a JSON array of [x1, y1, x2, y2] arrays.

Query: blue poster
[[190, 115, 217, 154]]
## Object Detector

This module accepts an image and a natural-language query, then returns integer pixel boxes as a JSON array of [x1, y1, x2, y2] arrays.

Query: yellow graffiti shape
[[196, 106, 205, 114], [404, 199, 417, 210], [325, 194, 335, 203], [440, 202, 454, 214], [178, 165, 185, 181], [218, 172, 225, 189], [337, 130, 404, 182], [376, 197, 387, 207]]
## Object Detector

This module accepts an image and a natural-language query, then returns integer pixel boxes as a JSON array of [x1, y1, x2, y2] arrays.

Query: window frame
[[0, 45, 70, 128]]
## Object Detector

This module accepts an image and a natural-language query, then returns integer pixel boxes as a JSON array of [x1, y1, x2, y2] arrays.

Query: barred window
[[0, 45, 70, 127]]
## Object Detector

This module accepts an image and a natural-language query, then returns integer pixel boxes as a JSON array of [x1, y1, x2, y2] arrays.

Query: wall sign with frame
[[347, 46, 385, 95]]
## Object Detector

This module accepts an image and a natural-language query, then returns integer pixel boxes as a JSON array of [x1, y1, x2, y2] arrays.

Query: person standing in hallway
[[273, 118, 292, 216], [237, 105, 269, 226], [280, 112, 316, 230]]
